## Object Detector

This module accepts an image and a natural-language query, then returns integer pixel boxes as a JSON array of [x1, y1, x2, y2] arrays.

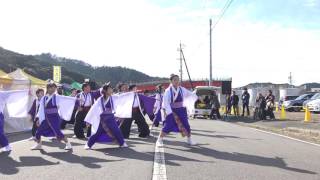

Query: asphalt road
[[1, 119, 320, 180], [164, 119, 320, 180]]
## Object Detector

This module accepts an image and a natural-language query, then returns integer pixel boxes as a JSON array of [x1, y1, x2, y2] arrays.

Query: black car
[[283, 93, 316, 112]]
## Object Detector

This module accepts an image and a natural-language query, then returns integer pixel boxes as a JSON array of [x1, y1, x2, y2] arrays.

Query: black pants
[[242, 103, 250, 116], [210, 108, 221, 119], [69, 108, 77, 125], [120, 110, 150, 139], [233, 105, 239, 116], [31, 120, 38, 137], [74, 110, 91, 138], [259, 108, 266, 120], [60, 108, 77, 130], [254, 107, 266, 120], [60, 120, 68, 129], [226, 105, 232, 114], [266, 107, 275, 119]]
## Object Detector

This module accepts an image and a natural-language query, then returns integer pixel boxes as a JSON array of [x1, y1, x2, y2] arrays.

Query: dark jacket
[[28, 99, 40, 121], [242, 92, 250, 105], [265, 94, 275, 108], [265, 94, 275, 104], [210, 95, 220, 109], [230, 95, 239, 106], [256, 96, 266, 109]]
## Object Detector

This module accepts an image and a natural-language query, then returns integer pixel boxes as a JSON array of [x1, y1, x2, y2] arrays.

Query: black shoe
[[139, 134, 150, 138]]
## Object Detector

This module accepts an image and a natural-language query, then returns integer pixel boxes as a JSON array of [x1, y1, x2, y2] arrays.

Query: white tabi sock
[[64, 142, 72, 150], [156, 136, 164, 146], [84, 143, 91, 150], [120, 142, 128, 148], [187, 137, 197, 146], [31, 142, 42, 150]]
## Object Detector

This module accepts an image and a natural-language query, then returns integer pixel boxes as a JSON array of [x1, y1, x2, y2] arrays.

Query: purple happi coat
[[162, 86, 197, 136], [137, 94, 156, 119], [152, 93, 163, 127], [28, 99, 40, 121], [36, 95, 65, 140], [0, 113, 8, 147], [87, 96, 125, 147]]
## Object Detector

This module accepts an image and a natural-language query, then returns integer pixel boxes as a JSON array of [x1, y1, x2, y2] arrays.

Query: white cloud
[[210, 22, 320, 87]]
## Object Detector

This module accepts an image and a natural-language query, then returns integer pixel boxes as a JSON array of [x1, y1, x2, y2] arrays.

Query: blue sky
[[0, 0, 319, 87], [230, 0, 320, 28], [149, 0, 320, 28]]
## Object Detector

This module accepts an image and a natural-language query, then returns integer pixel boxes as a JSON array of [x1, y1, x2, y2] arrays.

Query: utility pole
[[177, 42, 194, 89], [180, 47, 194, 90], [288, 72, 293, 87], [209, 19, 212, 86], [179, 42, 183, 81]]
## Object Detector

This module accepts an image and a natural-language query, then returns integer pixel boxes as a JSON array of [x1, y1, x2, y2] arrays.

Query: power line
[[208, 0, 234, 86], [188, 0, 235, 60], [212, 0, 234, 29], [180, 0, 235, 79]]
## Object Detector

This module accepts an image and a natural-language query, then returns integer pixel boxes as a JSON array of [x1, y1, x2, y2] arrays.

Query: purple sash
[[101, 108, 113, 115], [43, 95, 60, 139], [167, 87, 189, 136], [171, 102, 183, 109], [45, 108, 58, 114]]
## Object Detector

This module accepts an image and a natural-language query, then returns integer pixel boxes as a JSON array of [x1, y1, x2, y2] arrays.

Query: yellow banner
[[53, 66, 61, 82]]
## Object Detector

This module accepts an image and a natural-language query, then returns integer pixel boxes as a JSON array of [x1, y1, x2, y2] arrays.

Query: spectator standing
[[241, 88, 250, 116], [230, 91, 240, 116]]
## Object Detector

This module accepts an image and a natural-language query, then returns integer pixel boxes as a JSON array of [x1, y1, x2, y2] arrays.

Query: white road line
[[251, 128, 320, 147], [152, 140, 167, 180]]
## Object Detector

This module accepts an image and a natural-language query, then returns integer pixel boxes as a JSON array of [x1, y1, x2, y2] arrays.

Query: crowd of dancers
[[0, 74, 198, 152]]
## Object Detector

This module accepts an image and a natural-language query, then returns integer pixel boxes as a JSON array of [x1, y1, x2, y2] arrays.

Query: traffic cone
[[275, 103, 279, 112], [280, 105, 286, 120], [304, 107, 311, 122]]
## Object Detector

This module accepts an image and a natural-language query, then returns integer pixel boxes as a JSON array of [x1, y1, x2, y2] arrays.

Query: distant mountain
[[0, 47, 166, 85]]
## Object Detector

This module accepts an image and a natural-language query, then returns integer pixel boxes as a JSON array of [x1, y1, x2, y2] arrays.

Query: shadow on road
[[191, 129, 217, 134], [223, 116, 301, 124], [190, 132, 262, 141], [165, 142, 317, 175], [41, 141, 85, 149], [0, 152, 59, 175], [40, 150, 123, 169], [94, 146, 212, 166], [127, 137, 157, 145], [192, 132, 239, 139], [7, 131, 32, 144]]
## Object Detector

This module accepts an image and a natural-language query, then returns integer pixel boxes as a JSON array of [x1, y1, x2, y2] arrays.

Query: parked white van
[[191, 86, 221, 118]]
